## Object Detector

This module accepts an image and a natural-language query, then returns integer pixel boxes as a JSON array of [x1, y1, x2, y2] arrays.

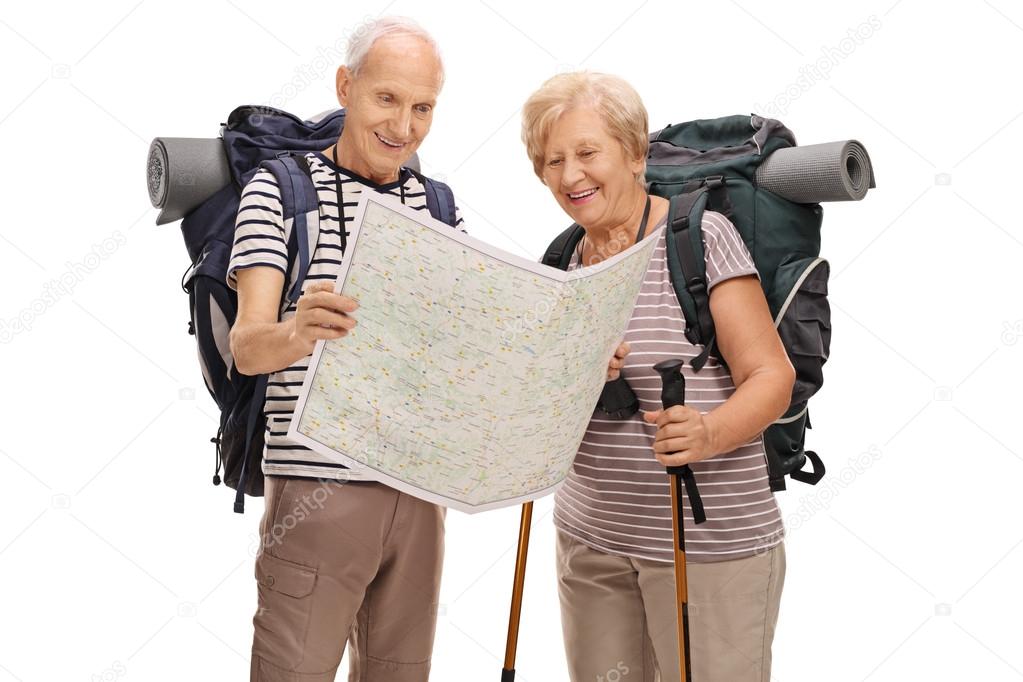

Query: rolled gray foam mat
[[756, 139, 876, 203], [147, 137, 231, 225]]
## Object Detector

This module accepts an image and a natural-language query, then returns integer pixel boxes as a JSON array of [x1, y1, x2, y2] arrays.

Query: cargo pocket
[[764, 406, 811, 489], [766, 257, 831, 491], [252, 552, 318, 670], [774, 257, 831, 405]]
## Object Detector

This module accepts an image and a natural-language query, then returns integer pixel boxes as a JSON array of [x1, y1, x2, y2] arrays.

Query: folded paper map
[[288, 192, 659, 512]]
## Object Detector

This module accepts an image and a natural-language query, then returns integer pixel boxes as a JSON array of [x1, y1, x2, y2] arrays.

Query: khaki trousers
[[250, 477, 445, 681], [556, 531, 785, 682]]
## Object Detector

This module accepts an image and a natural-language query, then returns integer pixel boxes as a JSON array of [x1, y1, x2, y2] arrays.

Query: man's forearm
[[230, 317, 314, 376], [705, 366, 794, 456]]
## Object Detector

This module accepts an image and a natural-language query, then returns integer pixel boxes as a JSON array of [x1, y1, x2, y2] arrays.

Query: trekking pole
[[653, 359, 706, 682], [501, 501, 533, 681]]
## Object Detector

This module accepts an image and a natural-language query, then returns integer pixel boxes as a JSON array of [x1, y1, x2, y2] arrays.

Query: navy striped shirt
[[227, 151, 464, 481]]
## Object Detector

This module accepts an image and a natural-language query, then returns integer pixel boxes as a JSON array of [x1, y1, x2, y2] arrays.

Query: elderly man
[[226, 17, 463, 682]]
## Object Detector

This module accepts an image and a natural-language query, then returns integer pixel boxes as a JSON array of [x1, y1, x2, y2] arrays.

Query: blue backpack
[[179, 105, 457, 512]]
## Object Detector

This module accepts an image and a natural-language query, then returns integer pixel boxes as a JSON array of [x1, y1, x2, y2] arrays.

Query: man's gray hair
[[346, 16, 444, 85]]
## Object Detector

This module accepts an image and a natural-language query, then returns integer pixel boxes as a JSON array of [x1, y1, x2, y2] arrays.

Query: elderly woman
[[521, 72, 796, 682]]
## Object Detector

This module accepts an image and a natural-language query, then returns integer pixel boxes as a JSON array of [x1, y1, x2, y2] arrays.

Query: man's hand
[[642, 406, 718, 467], [290, 281, 360, 351], [607, 341, 630, 381]]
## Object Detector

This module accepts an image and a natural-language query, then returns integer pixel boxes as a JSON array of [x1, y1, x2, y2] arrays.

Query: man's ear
[[336, 65, 353, 107]]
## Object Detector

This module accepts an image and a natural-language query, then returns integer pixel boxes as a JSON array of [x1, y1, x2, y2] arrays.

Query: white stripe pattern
[[554, 213, 784, 564]]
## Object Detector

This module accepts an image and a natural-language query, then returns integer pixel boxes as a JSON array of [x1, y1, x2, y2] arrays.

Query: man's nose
[[390, 108, 413, 139]]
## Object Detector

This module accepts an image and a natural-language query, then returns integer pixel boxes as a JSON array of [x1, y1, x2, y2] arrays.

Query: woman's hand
[[642, 406, 719, 467], [607, 341, 630, 381]]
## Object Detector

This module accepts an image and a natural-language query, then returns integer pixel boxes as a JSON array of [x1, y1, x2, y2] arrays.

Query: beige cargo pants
[[556, 531, 786, 682], [250, 476, 445, 681]]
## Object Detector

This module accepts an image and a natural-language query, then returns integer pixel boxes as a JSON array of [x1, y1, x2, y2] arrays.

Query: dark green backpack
[[542, 114, 830, 492]]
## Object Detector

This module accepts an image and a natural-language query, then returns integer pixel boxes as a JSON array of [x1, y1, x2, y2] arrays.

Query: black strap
[[668, 193, 712, 340], [790, 449, 826, 485], [542, 224, 586, 269], [211, 431, 222, 485], [668, 464, 707, 526], [234, 374, 269, 513], [704, 175, 733, 218], [332, 145, 348, 253], [635, 195, 652, 242], [692, 334, 716, 374], [668, 190, 722, 373]]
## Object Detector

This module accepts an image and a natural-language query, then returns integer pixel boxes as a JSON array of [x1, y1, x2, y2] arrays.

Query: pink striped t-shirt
[[553, 210, 786, 563]]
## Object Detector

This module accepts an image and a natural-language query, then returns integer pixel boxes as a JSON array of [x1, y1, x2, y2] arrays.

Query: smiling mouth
[[567, 187, 599, 204], [375, 132, 408, 150]]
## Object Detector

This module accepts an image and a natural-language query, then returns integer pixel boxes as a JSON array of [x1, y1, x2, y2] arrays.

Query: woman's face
[[541, 106, 644, 231]]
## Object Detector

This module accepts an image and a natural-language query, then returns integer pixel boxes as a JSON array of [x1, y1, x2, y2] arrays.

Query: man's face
[[335, 34, 443, 184]]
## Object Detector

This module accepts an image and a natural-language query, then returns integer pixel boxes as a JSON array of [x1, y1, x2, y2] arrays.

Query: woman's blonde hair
[[521, 71, 649, 181]]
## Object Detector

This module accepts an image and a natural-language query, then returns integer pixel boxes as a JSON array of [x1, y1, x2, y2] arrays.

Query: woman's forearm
[[704, 364, 795, 457]]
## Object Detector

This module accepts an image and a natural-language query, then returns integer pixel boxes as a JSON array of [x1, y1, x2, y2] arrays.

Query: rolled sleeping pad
[[147, 137, 232, 225], [756, 139, 876, 203]]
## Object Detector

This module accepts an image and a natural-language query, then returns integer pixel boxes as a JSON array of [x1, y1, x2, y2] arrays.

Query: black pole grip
[[653, 359, 686, 408], [653, 359, 707, 525]]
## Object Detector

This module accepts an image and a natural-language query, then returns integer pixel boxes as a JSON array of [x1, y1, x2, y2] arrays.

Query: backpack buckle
[[704, 175, 725, 190]]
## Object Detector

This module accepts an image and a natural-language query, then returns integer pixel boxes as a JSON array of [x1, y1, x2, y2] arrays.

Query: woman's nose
[[561, 158, 585, 186]]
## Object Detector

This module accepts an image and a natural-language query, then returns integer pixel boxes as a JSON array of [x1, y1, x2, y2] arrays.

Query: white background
[[1, 1, 1021, 680]]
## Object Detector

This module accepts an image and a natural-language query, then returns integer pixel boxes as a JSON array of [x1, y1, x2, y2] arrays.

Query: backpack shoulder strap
[[542, 224, 586, 270], [231, 153, 317, 514], [260, 153, 319, 305], [665, 188, 721, 372], [406, 168, 458, 227], [424, 177, 457, 227]]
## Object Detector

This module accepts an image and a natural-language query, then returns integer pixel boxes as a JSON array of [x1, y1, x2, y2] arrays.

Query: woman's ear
[[629, 154, 646, 181]]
